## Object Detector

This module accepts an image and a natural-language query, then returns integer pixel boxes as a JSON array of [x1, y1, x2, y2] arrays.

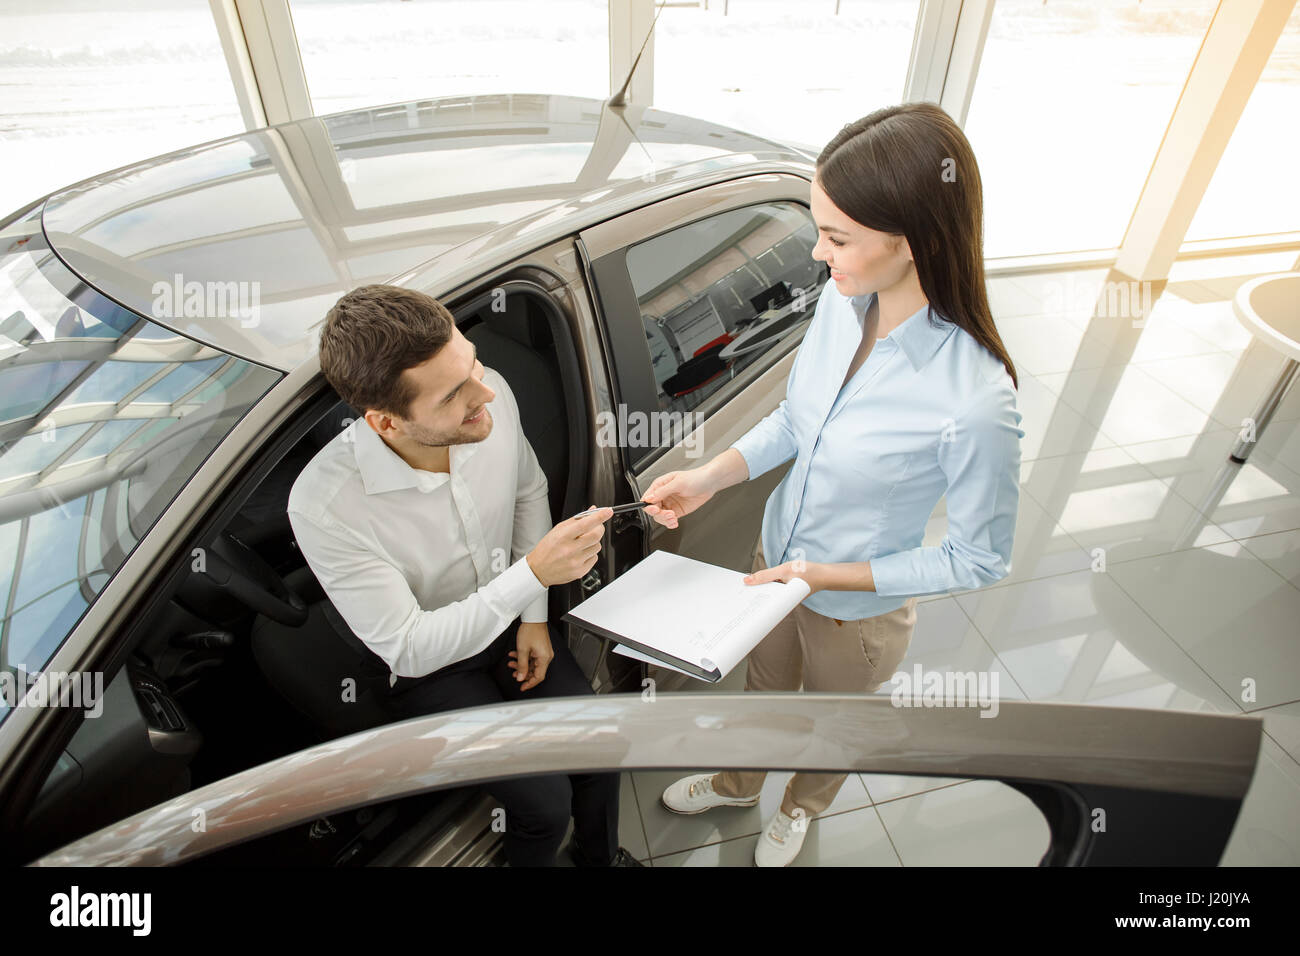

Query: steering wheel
[[203, 531, 309, 627]]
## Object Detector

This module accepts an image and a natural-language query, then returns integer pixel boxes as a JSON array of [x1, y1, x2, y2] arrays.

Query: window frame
[[577, 173, 821, 475]]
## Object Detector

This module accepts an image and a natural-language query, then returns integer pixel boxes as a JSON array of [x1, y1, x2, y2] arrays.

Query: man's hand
[[526, 506, 612, 587], [508, 621, 554, 691]]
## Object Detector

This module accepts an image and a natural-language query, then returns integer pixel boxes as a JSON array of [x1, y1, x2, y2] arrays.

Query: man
[[287, 284, 641, 867]]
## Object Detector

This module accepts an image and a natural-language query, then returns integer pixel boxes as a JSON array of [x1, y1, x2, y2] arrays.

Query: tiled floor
[[616, 249, 1300, 866]]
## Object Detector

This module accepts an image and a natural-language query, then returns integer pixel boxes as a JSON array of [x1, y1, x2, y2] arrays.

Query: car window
[[0, 207, 281, 725], [624, 201, 823, 419]]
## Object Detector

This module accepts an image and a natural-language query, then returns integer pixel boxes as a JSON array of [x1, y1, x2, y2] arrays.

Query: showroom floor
[[607, 248, 1300, 866]]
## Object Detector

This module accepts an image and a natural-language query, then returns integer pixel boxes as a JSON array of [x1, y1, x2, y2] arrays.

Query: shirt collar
[[350, 417, 479, 495], [849, 291, 957, 372]]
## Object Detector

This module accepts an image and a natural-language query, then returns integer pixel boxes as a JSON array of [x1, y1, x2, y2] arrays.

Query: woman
[[641, 102, 1024, 867]]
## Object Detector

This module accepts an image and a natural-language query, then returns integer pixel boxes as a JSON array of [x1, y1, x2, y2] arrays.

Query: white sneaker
[[754, 808, 809, 867], [661, 773, 759, 814]]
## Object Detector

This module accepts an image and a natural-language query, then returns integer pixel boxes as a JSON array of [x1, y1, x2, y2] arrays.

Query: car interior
[[16, 282, 620, 866]]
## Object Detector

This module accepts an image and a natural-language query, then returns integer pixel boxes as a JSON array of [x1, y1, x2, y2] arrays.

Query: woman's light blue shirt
[[730, 282, 1024, 619]]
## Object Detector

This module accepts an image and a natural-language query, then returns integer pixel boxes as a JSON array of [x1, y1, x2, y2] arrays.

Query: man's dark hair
[[318, 284, 455, 417]]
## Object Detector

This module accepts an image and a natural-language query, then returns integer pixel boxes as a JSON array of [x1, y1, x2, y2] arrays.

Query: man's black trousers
[[384, 621, 619, 867]]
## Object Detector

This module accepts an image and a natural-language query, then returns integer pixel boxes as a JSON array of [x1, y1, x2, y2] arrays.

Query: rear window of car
[[0, 206, 281, 725]]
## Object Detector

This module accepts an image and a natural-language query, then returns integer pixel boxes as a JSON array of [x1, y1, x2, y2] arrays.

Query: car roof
[[40, 92, 815, 372]]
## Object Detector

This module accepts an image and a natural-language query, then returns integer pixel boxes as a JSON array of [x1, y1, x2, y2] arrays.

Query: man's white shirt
[[287, 367, 551, 682]]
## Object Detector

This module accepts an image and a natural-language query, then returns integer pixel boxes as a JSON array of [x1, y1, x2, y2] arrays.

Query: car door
[[577, 173, 824, 575], [30, 694, 1264, 867]]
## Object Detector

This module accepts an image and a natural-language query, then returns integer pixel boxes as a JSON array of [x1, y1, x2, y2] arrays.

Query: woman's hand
[[641, 467, 720, 529], [744, 561, 825, 593], [641, 449, 751, 529]]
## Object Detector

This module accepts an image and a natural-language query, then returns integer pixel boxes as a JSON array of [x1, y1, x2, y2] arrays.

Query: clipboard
[[561, 549, 811, 683]]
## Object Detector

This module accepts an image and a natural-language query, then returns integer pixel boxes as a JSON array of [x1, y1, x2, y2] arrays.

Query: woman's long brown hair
[[816, 102, 1018, 389]]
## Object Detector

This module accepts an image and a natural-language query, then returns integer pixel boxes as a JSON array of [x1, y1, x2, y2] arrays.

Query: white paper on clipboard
[[566, 549, 811, 682]]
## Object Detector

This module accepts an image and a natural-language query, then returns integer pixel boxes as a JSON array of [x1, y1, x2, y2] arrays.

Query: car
[[0, 92, 1262, 866]]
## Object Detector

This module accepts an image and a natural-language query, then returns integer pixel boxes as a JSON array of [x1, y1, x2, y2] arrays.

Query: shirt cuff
[[869, 549, 930, 599], [488, 556, 548, 622], [521, 591, 548, 624]]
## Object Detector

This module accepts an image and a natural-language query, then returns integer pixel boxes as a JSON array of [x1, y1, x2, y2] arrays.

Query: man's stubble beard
[[405, 406, 492, 448]]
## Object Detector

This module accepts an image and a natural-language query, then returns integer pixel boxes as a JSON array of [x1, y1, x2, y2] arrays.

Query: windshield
[[0, 206, 281, 725]]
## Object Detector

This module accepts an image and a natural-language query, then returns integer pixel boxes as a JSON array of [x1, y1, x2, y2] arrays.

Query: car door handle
[[580, 569, 603, 594]]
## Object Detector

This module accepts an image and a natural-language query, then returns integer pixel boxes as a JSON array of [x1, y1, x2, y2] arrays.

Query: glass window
[[135, 356, 232, 404], [64, 420, 151, 465], [63, 362, 173, 407], [1186, 2, 1300, 242], [964, 0, 1219, 258], [0, 0, 245, 219], [0, 251, 126, 342], [625, 201, 823, 420], [291, 0, 609, 116], [0, 363, 90, 422], [651, 1, 920, 152], [0, 209, 281, 723], [0, 424, 95, 480]]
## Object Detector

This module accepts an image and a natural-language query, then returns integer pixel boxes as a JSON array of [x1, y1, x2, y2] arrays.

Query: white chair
[[1230, 272, 1300, 462]]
